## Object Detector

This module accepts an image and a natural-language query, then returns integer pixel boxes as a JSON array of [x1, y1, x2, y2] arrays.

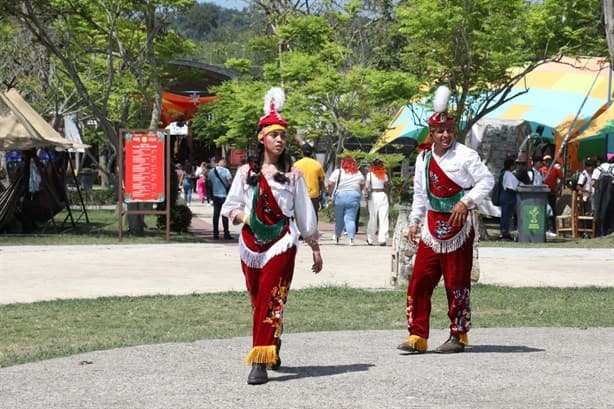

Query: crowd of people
[[495, 150, 614, 239], [178, 142, 392, 248]]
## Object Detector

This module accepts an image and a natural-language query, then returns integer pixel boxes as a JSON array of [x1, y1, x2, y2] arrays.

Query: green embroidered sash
[[249, 181, 287, 243]]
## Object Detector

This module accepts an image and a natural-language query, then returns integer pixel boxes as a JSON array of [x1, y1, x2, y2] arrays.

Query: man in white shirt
[[576, 159, 595, 215], [528, 156, 545, 186], [398, 86, 494, 355]]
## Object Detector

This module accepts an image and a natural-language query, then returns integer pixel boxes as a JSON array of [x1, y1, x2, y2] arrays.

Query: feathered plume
[[432, 85, 451, 113], [263, 87, 285, 114]]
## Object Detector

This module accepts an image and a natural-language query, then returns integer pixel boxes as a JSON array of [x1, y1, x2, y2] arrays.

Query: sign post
[[118, 129, 171, 241]]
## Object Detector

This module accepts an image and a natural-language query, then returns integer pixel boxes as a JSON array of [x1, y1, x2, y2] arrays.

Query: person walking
[[221, 87, 323, 385], [540, 154, 563, 237], [592, 153, 614, 236], [398, 86, 494, 354], [195, 161, 208, 203], [355, 162, 369, 234], [293, 143, 326, 219], [365, 158, 390, 246], [181, 161, 194, 205], [210, 158, 233, 240], [576, 159, 595, 215], [498, 158, 519, 240], [327, 156, 365, 245]]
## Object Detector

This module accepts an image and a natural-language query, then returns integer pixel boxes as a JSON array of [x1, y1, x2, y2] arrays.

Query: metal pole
[[118, 129, 124, 242], [545, 69, 601, 180], [165, 130, 171, 241]]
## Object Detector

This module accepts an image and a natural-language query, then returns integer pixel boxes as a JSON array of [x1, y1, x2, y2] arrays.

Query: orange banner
[[161, 91, 218, 125]]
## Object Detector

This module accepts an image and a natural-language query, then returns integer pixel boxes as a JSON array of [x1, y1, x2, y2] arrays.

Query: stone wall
[[466, 118, 532, 175]]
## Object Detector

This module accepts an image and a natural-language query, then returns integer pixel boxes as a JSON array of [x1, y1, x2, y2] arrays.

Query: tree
[[2, 0, 195, 189], [525, 0, 607, 59], [191, 3, 418, 170], [394, 0, 536, 139], [606, 0, 614, 64]]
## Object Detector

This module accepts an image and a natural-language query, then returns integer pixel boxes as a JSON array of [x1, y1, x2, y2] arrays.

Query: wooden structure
[[556, 190, 596, 238]]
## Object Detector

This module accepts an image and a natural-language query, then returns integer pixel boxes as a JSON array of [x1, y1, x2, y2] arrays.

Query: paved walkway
[[0, 201, 613, 408], [1, 201, 612, 304]]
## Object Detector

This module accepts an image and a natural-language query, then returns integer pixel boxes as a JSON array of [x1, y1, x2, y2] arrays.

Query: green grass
[[2, 208, 613, 247], [1, 285, 613, 368], [0, 209, 204, 245]]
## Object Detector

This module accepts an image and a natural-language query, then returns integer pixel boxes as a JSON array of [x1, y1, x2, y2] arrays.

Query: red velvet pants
[[241, 246, 297, 357], [405, 231, 474, 340]]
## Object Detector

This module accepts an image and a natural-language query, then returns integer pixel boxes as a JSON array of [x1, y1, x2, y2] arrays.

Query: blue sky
[[198, 0, 247, 10]]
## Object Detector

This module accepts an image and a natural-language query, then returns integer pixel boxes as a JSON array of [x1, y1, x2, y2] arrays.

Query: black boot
[[270, 339, 282, 370], [247, 363, 268, 385]]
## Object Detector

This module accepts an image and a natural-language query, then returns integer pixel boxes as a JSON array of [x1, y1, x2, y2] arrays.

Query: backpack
[[490, 172, 503, 206], [568, 171, 581, 190]]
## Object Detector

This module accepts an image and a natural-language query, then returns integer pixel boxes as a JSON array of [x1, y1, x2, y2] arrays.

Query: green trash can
[[516, 184, 550, 243]]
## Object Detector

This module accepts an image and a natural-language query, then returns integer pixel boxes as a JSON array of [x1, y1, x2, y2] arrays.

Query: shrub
[[158, 204, 192, 233], [67, 188, 116, 206]]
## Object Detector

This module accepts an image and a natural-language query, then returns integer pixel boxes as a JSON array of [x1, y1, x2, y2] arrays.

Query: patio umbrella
[[370, 103, 430, 153], [483, 57, 612, 142], [568, 102, 614, 160], [483, 56, 614, 176], [372, 57, 613, 159]]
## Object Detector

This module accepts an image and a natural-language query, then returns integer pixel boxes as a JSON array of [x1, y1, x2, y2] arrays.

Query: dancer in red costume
[[222, 87, 323, 384], [398, 86, 494, 354]]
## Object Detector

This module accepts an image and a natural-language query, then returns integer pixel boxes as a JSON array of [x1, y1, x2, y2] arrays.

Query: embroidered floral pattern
[[405, 295, 414, 328], [450, 287, 471, 333], [429, 171, 442, 194], [263, 280, 289, 338], [258, 188, 276, 218], [435, 219, 452, 239], [429, 170, 457, 196]]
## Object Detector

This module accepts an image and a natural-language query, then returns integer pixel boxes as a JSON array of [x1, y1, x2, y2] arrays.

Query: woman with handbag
[[221, 87, 323, 385], [327, 155, 365, 245]]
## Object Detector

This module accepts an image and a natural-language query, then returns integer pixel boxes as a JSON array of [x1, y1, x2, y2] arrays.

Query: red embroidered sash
[[426, 153, 464, 241], [242, 173, 289, 251]]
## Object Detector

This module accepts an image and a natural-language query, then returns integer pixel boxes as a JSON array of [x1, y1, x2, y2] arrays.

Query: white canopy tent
[[0, 88, 90, 231], [0, 89, 89, 151]]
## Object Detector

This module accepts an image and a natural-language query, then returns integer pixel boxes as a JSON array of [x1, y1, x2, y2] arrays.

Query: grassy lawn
[[1, 208, 613, 247], [0, 208, 205, 245], [1, 285, 613, 368], [1, 209, 612, 368]]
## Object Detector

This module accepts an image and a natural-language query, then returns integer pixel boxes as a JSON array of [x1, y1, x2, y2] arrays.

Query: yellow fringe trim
[[405, 335, 428, 352], [459, 333, 469, 346], [244, 345, 277, 365]]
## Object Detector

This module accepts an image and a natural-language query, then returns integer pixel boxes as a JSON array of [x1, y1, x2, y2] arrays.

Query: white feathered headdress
[[428, 85, 455, 127], [263, 87, 285, 115], [258, 87, 288, 139]]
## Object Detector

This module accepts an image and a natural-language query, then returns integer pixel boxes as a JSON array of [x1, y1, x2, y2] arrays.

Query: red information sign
[[124, 132, 165, 202]]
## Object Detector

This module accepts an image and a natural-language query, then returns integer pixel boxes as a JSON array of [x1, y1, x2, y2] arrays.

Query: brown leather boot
[[435, 334, 465, 353], [247, 363, 268, 385]]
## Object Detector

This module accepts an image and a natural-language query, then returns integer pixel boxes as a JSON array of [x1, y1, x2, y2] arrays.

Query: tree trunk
[[605, 0, 614, 65]]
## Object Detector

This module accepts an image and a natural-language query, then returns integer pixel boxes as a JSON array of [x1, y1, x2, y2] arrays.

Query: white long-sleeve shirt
[[221, 164, 319, 241], [410, 142, 495, 224], [502, 170, 520, 191]]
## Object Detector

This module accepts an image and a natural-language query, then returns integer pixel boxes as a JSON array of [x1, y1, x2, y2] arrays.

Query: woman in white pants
[[365, 158, 390, 246]]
